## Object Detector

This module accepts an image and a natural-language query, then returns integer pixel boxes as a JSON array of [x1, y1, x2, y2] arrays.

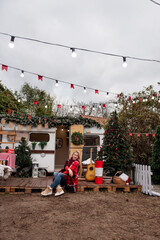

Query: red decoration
[[152, 133, 155, 137], [44, 118, 47, 123], [117, 94, 119, 98], [28, 115, 32, 121], [8, 109, 12, 114], [57, 104, 61, 109], [82, 106, 85, 109], [20, 113, 24, 119], [33, 101, 38, 105], [95, 89, 99, 94], [137, 133, 140, 137], [38, 75, 43, 81], [5, 92, 8, 96], [51, 119, 54, 122], [2, 65, 8, 71], [102, 104, 106, 108], [129, 133, 133, 136], [139, 97, 142, 101], [71, 84, 74, 89], [128, 96, 132, 101], [146, 133, 149, 136]]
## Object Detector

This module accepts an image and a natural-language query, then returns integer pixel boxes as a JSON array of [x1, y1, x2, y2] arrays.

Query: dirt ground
[[0, 191, 160, 240]]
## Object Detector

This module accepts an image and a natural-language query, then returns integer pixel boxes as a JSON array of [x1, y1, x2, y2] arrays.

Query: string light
[[45, 105, 47, 109], [8, 36, 15, 48], [20, 70, 24, 78], [18, 99, 21, 102], [122, 57, 127, 68], [70, 48, 77, 58], [84, 87, 87, 93], [0, 32, 160, 64], [106, 92, 109, 98], [92, 105, 95, 111], [70, 105, 73, 111], [55, 80, 59, 87]]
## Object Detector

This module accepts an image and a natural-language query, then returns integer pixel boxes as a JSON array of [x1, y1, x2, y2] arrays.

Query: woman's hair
[[72, 151, 80, 160]]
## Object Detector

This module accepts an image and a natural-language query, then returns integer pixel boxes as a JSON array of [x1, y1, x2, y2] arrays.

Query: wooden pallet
[[111, 184, 142, 192]]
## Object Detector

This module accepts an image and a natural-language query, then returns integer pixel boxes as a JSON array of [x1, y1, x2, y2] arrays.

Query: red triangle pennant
[[38, 75, 43, 81], [57, 104, 61, 109], [71, 84, 74, 89], [2, 65, 8, 71], [128, 96, 132, 101], [95, 89, 99, 94]]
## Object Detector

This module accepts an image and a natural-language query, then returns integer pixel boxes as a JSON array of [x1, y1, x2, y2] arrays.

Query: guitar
[[85, 148, 95, 181]]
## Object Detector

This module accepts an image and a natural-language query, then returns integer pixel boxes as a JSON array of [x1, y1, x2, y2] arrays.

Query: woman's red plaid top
[[59, 158, 80, 192]]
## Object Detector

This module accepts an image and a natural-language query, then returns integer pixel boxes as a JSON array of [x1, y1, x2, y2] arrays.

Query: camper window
[[84, 135, 100, 146], [30, 133, 50, 142]]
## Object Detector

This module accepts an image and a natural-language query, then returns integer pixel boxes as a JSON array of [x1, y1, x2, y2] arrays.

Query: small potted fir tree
[[38, 141, 47, 150], [31, 141, 37, 150]]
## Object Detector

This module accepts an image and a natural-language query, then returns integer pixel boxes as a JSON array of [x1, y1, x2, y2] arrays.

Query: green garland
[[71, 132, 84, 145]]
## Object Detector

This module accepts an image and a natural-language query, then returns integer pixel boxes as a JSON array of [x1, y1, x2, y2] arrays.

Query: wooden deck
[[0, 176, 142, 194]]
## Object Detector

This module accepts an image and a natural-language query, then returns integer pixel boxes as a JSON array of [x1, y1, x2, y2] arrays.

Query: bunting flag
[[2, 65, 8, 71], [33, 101, 38, 105], [57, 104, 61, 109], [71, 84, 74, 89], [82, 106, 85, 109], [38, 75, 43, 81], [28, 115, 32, 121], [128, 96, 132, 100], [102, 104, 106, 108], [8, 109, 12, 114], [95, 89, 99, 94], [117, 94, 119, 98], [5, 92, 8, 96]]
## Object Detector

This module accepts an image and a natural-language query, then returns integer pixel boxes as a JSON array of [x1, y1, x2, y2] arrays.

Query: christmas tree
[[150, 126, 160, 184], [15, 137, 32, 177], [100, 111, 133, 176]]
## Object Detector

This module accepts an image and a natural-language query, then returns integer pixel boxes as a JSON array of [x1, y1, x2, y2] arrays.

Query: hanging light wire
[[0, 32, 160, 63], [0, 61, 117, 96]]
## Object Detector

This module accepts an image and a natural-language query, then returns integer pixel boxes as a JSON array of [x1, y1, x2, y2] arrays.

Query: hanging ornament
[[28, 115, 32, 121], [102, 104, 106, 108], [8, 109, 12, 114], [1, 118, 6, 125], [37, 124, 42, 130], [9, 121, 13, 128], [18, 125, 23, 131], [33, 101, 38, 105], [5, 92, 8, 96], [95, 89, 99, 94], [82, 106, 85, 109], [20, 113, 24, 119], [26, 125, 31, 131]]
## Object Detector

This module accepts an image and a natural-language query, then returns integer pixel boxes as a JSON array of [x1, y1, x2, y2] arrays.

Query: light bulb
[[20, 70, 24, 78], [18, 99, 21, 102], [70, 106, 73, 111], [122, 57, 127, 68], [84, 87, 87, 93], [45, 105, 47, 109], [106, 92, 109, 98], [92, 105, 95, 111], [55, 80, 59, 87], [9, 36, 15, 48], [71, 48, 77, 58]]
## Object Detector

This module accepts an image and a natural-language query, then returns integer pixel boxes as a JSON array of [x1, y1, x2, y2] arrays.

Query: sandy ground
[[0, 191, 160, 240]]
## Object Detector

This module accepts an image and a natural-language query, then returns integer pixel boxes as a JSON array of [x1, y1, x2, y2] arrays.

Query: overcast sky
[[0, 0, 159, 105]]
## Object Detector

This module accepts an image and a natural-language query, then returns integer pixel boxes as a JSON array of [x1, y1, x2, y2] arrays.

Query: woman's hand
[[68, 168, 73, 177]]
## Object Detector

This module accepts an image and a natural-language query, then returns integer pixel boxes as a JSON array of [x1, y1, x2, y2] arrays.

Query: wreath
[[71, 132, 84, 145]]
